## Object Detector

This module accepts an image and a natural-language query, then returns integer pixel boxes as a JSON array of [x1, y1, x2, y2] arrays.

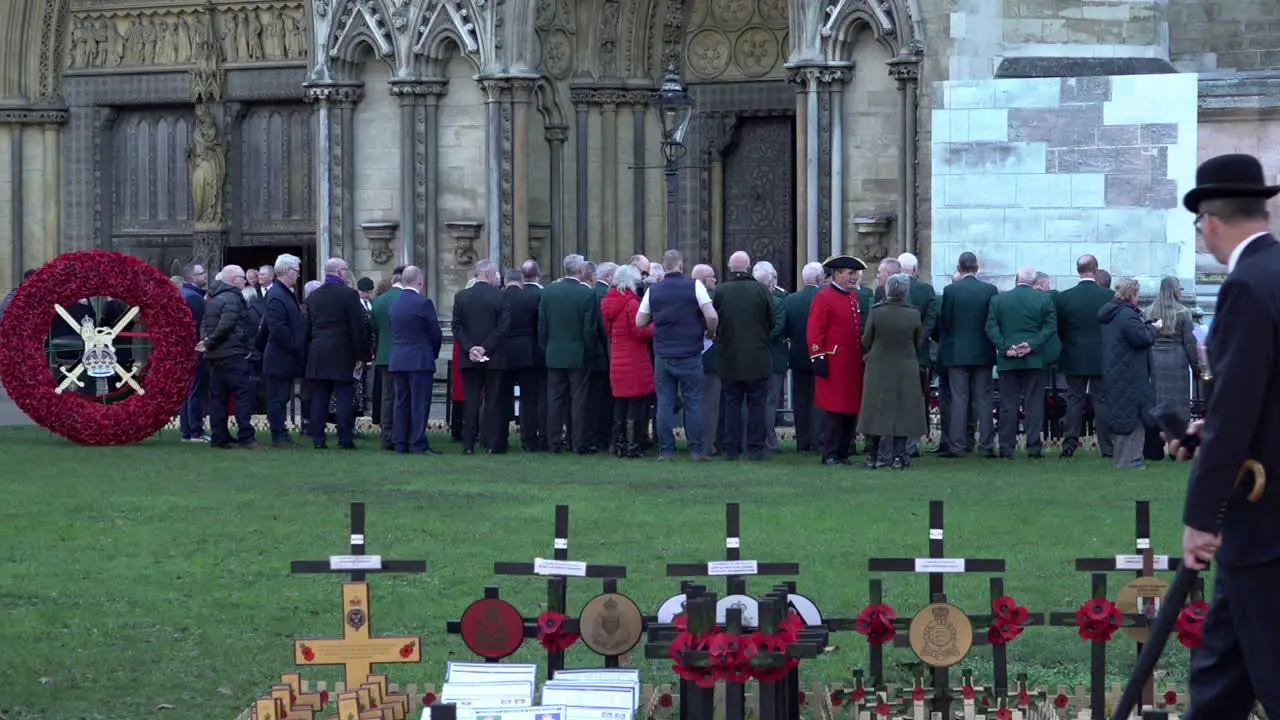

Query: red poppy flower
[[798, 691, 807, 706], [855, 603, 898, 645], [1017, 690, 1030, 706], [538, 611, 566, 634], [851, 687, 866, 703], [290, 692, 296, 705], [908, 685, 923, 702], [658, 693, 673, 708], [1054, 693, 1069, 709], [830, 692, 843, 707], [1164, 690, 1178, 706], [874, 702, 891, 717], [0, 251, 197, 446], [319, 691, 329, 706], [281, 711, 288, 719], [423, 692, 437, 706], [300, 646, 314, 662], [962, 685, 975, 700], [996, 708, 1013, 720], [1075, 598, 1122, 642], [400, 643, 415, 658]]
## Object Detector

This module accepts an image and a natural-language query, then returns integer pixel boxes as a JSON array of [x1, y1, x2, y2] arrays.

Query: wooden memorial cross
[[291, 502, 428, 582], [1073, 500, 1203, 708], [867, 500, 1006, 718], [294, 582, 422, 689], [666, 503, 801, 600], [492, 504, 628, 678], [965, 577, 1047, 698], [1048, 573, 1150, 719]]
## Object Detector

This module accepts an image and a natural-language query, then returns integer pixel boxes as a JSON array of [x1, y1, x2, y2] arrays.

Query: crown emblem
[[604, 597, 618, 612], [82, 325, 118, 378], [931, 606, 948, 620]]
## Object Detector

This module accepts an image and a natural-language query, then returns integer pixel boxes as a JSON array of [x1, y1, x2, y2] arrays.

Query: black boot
[[612, 420, 627, 457], [624, 420, 641, 458]]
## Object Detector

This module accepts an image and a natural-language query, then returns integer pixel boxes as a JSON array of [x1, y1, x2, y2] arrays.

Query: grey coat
[[1147, 309, 1201, 425], [1099, 298, 1157, 434], [857, 300, 927, 437]]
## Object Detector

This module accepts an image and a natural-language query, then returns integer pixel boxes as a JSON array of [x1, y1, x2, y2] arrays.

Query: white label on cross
[[929, 529, 943, 540], [1115, 554, 1170, 570], [913, 558, 966, 573], [329, 554, 382, 570], [708, 560, 759, 576], [534, 557, 588, 577], [351, 534, 365, 545], [726, 537, 741, 549], [1136, 538, 1151, 550], [554, 538, 569, 550]]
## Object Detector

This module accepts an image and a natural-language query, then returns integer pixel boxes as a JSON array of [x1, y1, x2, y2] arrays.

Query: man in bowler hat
[[1169, 153, 1280, 718]]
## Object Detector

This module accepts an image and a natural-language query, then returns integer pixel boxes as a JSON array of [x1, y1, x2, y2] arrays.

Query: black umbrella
[[1108, 459, 1266, 720]]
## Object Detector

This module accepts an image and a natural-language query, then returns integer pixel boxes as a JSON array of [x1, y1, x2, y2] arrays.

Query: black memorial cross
[[868, 500, 1006, 718], [290, 502, 428, 582], [493, 504, 628, 679], [666, 503, 801, 599], [964, 577, 1047, 699], [1073, 501, 1204, 709], [1048, 573, 1151, 719]]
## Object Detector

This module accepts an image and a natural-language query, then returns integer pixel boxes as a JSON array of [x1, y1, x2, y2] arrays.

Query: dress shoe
[[338, 443, 357, 450]]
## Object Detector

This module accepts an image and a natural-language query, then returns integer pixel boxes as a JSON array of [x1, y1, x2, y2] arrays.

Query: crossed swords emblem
[[53, 304, 144, 395]]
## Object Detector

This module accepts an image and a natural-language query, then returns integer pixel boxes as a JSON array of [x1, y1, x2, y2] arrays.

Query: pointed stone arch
[[820, 0, 923, 61], [416, 28, 483, 76], [327, 0, 397, 78]]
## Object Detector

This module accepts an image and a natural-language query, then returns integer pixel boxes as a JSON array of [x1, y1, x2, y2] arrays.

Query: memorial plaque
[[579, 592, 644, 656], [716, 594, 760, 627], [655, 594, 687, 623], [459, 596, 526, 659], [908, 603, 973, 668], [1116, 576, 1170, 644], [786, 593, 823, 626]]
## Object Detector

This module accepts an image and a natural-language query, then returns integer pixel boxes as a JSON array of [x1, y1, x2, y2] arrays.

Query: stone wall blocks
[[946, 81, 997, 110], [994, 78, 1062, 109], [1003, 208, 1047, 244], [1070, 174, 1107, 208], [1016, 240, 1070, 272], [968, 109, 1010, 142]]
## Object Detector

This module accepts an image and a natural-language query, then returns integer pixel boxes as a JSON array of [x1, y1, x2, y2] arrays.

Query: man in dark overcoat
[[452, 259, 510, 454], [937, 252, 998, 458], [498, 269, 540, 453], [1053, 254, 1116, 457], [539, 254, 600, 454], [713, 251, 775, 461], [521, 260, 548, 451], [304, 257, 368, 449], [262, 253, 306, 446], [1170, 153, 1280, 719], [785, 262, 825, 453]]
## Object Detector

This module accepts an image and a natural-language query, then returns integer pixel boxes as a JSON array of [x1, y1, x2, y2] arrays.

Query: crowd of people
[[161, 245, 1204, 470]]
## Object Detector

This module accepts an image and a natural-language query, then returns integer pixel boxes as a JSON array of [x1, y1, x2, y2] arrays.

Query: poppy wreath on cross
[[0, 250, 196, 446]]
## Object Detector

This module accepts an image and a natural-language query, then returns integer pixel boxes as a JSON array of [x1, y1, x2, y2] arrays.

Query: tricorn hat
[[1182, 153, 1280, 214], [822, 255, 866, 271]]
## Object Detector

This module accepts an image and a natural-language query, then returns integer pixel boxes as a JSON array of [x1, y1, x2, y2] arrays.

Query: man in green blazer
[[370, 265, 405, 450], [937, 252, 998, 458], [985, 267, 1057, 458], [757, 262, 790, 453], [1053, 254, 1116, 458], [538, 254, 601, 454], [785, 262, 826, 453], [713, 251, 775, 460]]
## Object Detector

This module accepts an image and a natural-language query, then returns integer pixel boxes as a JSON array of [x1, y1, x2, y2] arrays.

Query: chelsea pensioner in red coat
[[805, 255, 867, 464]]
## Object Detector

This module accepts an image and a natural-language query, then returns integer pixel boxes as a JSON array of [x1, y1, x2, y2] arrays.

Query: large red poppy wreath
[[0, 250, 196, 445]]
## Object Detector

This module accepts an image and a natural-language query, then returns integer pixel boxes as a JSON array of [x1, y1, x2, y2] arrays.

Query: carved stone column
[[391, 79, 448, 290], [92, 107, 118, 251], [224, 102, 250, 249], [888, 51, 922, 256], [510, 76, 538, 266], [480, 78, 512, 266], [42, 120, 61, 263], [9, 123, 22, 284], [827, 66, 851, 256], [545, 125, 568, 268], [789, 65, 850, 265], [570, 87, 591, 256], [306, 83, 363, 271], [630, 97, 647, 256], [598, 90, 620, 260]]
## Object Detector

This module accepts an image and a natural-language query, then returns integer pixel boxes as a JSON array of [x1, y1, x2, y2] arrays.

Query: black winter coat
[[1099, 298, 1158, 435], [200, 281, 254, 362], [304, 280, 368, 382]]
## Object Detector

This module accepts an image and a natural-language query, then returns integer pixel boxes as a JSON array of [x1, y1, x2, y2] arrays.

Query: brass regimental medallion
[[908, 602, 973, 668], [579, 592, 644, 656], [1117, 576, 1170, 643], [346, 606, 367, 631]]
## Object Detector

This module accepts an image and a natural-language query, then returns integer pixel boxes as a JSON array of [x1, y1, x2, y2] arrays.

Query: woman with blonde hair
[[1143, 276, 1201, 428]]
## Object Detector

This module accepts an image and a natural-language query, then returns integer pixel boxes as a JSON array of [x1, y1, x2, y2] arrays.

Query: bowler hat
[[822, 255, 866, 271], [1182, 153, 1280, 213]]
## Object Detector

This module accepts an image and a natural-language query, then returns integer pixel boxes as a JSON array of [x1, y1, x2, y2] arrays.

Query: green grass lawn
[[0, 426, 1198, 719]]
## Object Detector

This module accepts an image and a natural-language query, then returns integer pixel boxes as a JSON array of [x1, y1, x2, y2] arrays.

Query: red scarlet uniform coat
[[806, 283, 864, 414]]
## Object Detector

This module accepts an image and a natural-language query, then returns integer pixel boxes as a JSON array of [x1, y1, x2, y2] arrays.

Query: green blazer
[[908, 277, 938, 366], [784, 284, 821, 370], [937, 275, 997, 368], [370, 286, 402, 366], [856, 285, 873, 328], [538, 278, 600, 369], [1053, 279, 1114, 377], [984, 284, 1058, 371], [769, 290, 789, 373]]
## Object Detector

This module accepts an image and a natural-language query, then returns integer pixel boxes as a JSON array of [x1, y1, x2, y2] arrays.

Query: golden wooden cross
[[294, 582, 421, 688]]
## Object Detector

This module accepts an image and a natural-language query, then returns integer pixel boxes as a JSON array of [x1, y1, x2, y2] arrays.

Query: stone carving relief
[[188, 104, 226, 228], [67, 5, 307, 70], [189, 6, 224, 103], [533, 0, 574, 81], [684, 0, 787, 81]]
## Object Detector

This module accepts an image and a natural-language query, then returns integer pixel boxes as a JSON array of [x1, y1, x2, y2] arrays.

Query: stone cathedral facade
[[0, 0, 1277, 314]]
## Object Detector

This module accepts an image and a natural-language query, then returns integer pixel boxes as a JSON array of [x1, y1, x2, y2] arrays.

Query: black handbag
[[811, 354, 830, 378]]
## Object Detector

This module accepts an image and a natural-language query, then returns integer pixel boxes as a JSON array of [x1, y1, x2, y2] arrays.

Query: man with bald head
[[712, 250, 775, 460], [389, 265, 443, 454], [1053, 253, 1116, 457], [985, 266, 1058, 458], [304, 257, 369, 449], [198, 264, 260, 448]]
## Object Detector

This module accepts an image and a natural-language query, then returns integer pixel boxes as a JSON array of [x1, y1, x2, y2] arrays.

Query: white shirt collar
[[393, 282, 404, 289], [1228, 232, 1270, 273], [1077, 278, 1096, 284]]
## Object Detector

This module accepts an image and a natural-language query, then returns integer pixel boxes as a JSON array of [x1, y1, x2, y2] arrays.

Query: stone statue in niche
[[177, 16, 193, 63], [242, 10, 263, 60], [122, 18, 145, 65], [285, 12, 306, 59], [154, 19, 173, 64], [262, 9, 286, 59], [69, 18, 92, 68], [190, 8, 223, 103], [94, 20, 125, 67], [140, 17, 157, 64], [188, 105, 226, 227], [220, 12, 240, 61]]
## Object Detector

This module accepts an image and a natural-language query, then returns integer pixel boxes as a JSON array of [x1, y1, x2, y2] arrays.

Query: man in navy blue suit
[[389, 265, 443, 454], [1170, 153, 1280, 719], [262, 253, 306, 446]]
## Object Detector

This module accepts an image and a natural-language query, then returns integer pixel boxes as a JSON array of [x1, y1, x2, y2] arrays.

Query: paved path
[[0, 389, 33, 426]]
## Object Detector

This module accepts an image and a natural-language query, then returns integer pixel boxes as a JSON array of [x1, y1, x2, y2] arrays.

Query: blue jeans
[[179, 355, 209, 438], [655, 355, 704, 457], [265, 375, 295, 442]]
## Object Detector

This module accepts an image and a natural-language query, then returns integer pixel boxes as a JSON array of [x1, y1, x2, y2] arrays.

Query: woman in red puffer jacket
[[601, 265, 654, 457]]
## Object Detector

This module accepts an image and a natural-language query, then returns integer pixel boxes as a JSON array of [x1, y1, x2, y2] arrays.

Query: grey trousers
[[1065, 375, 1113, 455], [998, 368, 1046, 455], [947, 366, 995, 455], [702, 372, 721, 453], [1113, 426, 1146, 468], [378, 365, 395, 447], [765, 372, 784, 451]]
